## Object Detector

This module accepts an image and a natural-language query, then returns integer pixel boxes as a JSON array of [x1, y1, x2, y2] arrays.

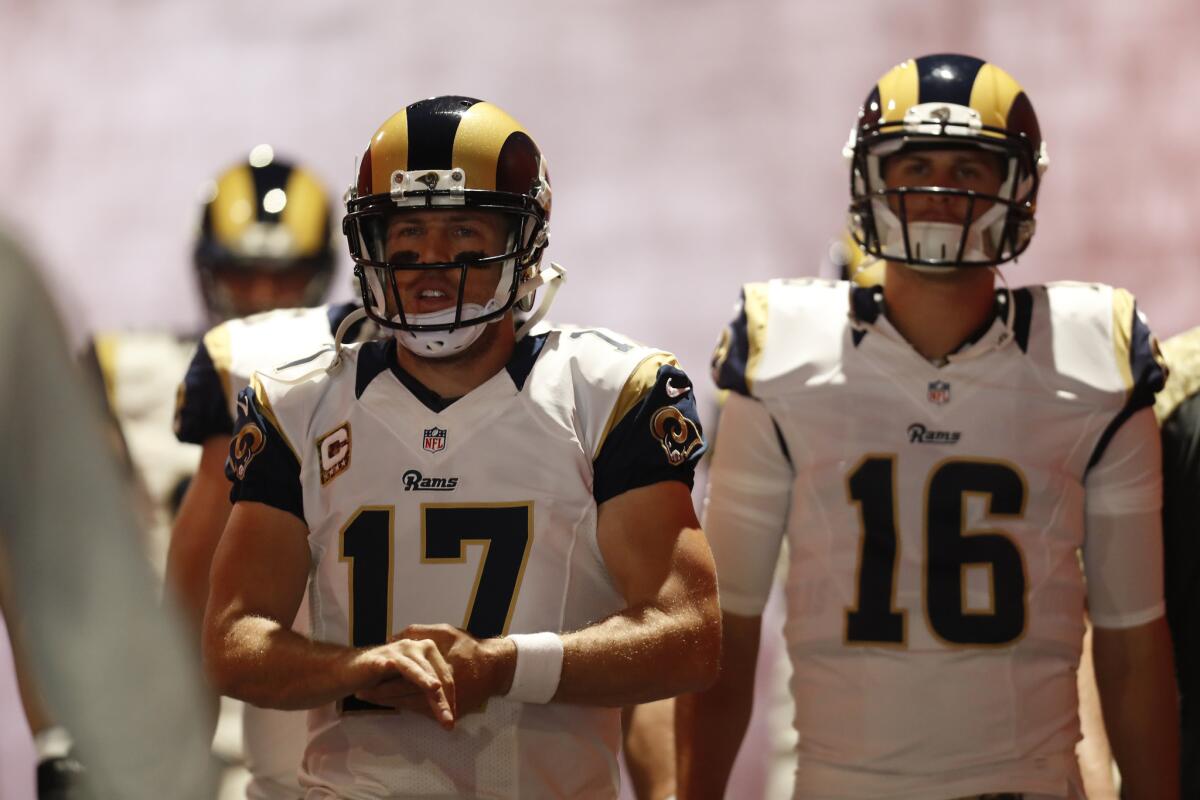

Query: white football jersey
[[228, 325, 705, 799], [91, 330, 201, 571], [177, 302, 371, 800], [707, 279, 1166, 800]]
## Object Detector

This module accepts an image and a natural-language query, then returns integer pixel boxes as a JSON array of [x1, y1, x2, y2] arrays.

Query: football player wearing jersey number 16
[[678, 54, 1179, 800], [203, 96, 719, 799]]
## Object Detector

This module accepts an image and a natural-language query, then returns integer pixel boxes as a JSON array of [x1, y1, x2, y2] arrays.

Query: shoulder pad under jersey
[[535, 324, 681, 461], [1032, 282, 1166, 412], [711, 278, 852, 398]]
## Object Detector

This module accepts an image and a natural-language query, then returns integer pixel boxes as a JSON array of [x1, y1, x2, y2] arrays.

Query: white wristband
[[504, 632, 564, 704]]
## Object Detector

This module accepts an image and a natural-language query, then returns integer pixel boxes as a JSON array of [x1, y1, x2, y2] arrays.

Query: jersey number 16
[[845, 456, 1027, 647]]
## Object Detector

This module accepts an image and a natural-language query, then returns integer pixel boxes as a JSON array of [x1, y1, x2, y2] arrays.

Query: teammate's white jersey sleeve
[[1083, 406, 1165, 629], [175, 303, 366, 445], [90, 330, 201, 571], [175, 303, 368, 799], [703, 390, 792, 616]]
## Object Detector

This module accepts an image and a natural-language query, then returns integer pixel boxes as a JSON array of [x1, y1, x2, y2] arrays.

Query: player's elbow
[[201, 625, 235, 695], [696, 606, 724, 690], [678, 602, 723, 693], [201, 612, 254, 702]]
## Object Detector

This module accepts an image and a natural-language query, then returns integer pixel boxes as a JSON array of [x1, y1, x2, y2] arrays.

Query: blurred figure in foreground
[[0, 230, 217, 799]]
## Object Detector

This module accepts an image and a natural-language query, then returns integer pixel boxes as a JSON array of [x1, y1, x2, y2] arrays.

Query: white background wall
[[2, 1, 1199, 797], [2, 0, 1198, 381]]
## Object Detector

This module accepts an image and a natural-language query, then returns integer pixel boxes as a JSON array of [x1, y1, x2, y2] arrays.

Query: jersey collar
[[354, 333, 549, 411], [848, 285, 1031, 365]]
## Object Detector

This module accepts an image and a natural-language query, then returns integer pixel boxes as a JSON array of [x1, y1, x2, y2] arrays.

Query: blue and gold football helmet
[[342, 96, 555, 357], [844, 54, 1050, 269], [194, 146, 335, 321]]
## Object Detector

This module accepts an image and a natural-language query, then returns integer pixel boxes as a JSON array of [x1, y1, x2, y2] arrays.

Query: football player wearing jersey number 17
[[202, 96, 720, 799], [678, 54, 1179, 799]]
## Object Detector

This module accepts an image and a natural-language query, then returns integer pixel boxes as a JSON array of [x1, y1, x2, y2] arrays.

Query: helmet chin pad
[[393, 300, 500, 358], [871, 198, 1006, 267]]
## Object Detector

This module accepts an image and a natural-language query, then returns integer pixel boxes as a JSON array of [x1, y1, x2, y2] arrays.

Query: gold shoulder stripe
[[92, 332, 120, 412], [250, 372, 300, 463], [743, 282, 771, 394], [1110, 287, 1136, 393], [201, 322, 234, 408], [877, 58, 919, 123], [452, 102, 526, 192], [594, 352, 678, 458], [1156, 327, 1200, 423]]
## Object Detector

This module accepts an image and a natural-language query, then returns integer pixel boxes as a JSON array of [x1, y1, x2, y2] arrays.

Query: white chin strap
[[394, 299, 500, 358], [514, 262, 565, 339]]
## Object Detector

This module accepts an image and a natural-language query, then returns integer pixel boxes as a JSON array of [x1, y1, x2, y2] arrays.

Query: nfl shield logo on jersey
[[927, 380, 951, 405], [422, 427, 447, 453]]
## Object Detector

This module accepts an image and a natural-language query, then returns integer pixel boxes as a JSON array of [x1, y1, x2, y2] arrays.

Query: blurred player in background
[[168, 146, 362, 800], [1155, 327, 1200, 798], [679, 53, 1179, 799], [826, 229, 885, 289], [9, 147, 341, 799], [89, 144, 337, 570], [168, 148, 375, 799], [0, 229, 217, 800]]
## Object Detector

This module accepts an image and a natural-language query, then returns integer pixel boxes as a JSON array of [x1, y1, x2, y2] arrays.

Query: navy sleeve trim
[[593, 364, 707, 505], [1128, 303, 1166, 399], [1160, 392, 1200, 695], [1010, 287, 1034, 353], [712, 289, 751, 395], [226, 386, 305, 523], [175, 339, 235, 444], [1086, 303, 1167, 472]]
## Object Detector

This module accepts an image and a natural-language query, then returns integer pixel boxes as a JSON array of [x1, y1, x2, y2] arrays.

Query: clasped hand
[[353, 624, 515, 729]]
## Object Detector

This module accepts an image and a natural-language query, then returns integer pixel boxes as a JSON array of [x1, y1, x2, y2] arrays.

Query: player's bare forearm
[[165, 437, 234, 637], [561, 481, 721, 706], [204, 501, 454, 724], [1076, 619, 1118, 799], [623, 700, 677, 800], [207, 610, 457, 727], [386, 580, 720, 714], [555, 580, 720, 706], [1092, 616, 1181, 800], [376, 483, 721, 714], [205, 611, 374, 710], [675, 611, 761, 800]]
